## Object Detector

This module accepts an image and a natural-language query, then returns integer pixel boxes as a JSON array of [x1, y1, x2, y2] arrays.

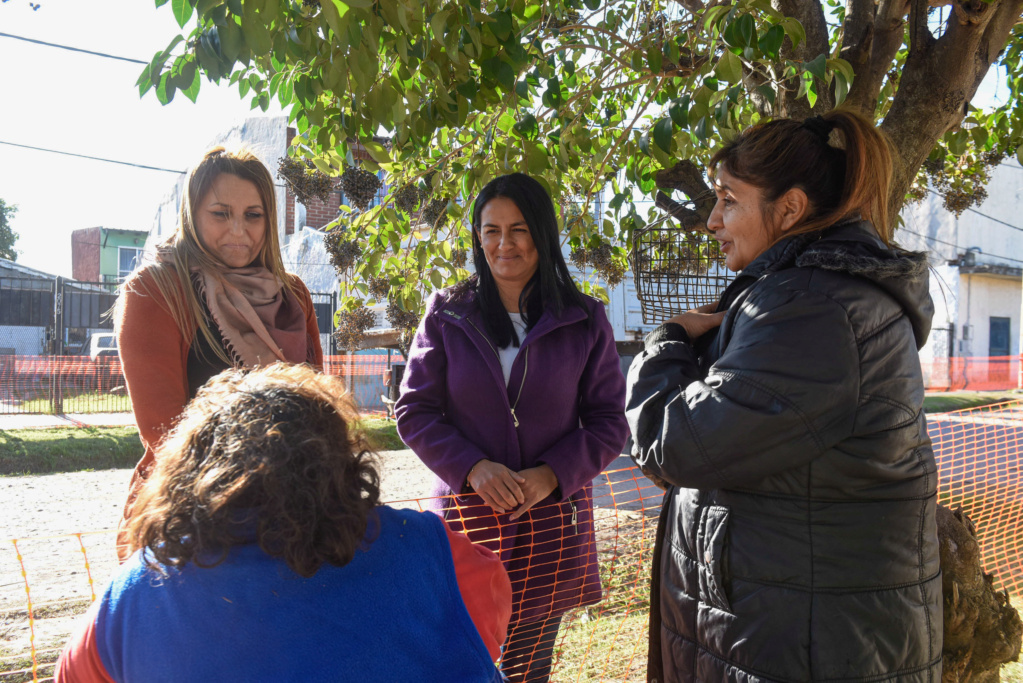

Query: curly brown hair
[[127, 363, 381, 578]]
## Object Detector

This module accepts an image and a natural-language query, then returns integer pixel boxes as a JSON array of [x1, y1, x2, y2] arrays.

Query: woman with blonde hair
[[115, 147, 322, 558]]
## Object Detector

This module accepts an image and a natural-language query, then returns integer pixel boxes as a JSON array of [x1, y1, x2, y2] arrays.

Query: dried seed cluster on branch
[[368, 276, 391, 300], [420, 197, 449, 230], [323, 229, 362, 274], [276, 156, 335, 206], [339, 167, 382, 211], [386, 298, 421, 357], [393, 184, 422, 214], [570, 243, 628, 288], [334, 305, 376, 352]]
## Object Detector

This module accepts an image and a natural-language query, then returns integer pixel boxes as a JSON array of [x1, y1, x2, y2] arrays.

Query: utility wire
[[0, 140, 185, 174], [0, 140, 292, 189], [0, 31, 149, 65], [898, 226, 1023, 265], [926, 188, 1023, 233]]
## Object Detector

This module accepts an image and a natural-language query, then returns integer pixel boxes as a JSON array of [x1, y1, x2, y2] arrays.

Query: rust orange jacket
[[115, 267, 323, 552]]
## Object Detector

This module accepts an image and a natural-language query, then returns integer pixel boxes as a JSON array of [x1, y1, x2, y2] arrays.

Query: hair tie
[[802, 115, 834, 144]]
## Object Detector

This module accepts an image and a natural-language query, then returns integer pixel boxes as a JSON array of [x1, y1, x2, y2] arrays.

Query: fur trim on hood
[[796, 245, 929, 280]]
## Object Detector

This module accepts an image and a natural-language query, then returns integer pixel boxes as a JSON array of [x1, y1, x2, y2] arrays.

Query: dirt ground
[[0, 450, 444, 675], [0, 451, 654, 679]]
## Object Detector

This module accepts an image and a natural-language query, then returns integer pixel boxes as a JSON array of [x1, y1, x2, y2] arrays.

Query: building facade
[[71, 227, 147, 285]]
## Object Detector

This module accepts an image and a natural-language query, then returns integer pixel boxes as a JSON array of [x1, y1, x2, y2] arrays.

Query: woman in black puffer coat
[[626, 110, 941, 683]]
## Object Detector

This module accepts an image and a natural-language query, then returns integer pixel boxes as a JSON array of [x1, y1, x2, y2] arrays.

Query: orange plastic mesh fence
[[2, 401, 1021, 681], [921, 355, 1021, 392], [0, 353, 1016, 416], [0, 356, 129, 415], [929, 400, 1023, 594]]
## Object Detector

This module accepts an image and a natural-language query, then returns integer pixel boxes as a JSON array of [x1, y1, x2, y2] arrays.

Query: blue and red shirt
[[56, 507, 511, 682]]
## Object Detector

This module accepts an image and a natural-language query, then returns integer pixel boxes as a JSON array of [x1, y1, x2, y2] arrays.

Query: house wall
[[71, 227, 102, 282], [0, 326, 46, 355], [898, 161, 1023, 359], [99, 229, 148, 283], [957, 273, 1021, 357]]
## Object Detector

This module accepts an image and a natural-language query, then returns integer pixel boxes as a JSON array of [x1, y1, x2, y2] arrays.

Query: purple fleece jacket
[[395, 288, 629, 623]]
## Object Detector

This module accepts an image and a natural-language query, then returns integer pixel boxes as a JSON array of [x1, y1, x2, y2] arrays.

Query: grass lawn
[[924, 390, 1021, 413], [17, 392, 130, 415], [0, 426, 142, 475], [358, 417, 405, 450], [0, 420, 404, 476]]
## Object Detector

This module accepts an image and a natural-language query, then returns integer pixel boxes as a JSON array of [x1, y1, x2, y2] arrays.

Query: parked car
[[89, 332, 118, 361]]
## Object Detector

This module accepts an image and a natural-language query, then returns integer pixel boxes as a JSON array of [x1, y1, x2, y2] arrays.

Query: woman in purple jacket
[[396, 173, 629, 682]]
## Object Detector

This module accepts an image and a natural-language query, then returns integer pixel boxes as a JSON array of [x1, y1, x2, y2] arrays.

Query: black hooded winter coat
[[626, 220, 942, 683]]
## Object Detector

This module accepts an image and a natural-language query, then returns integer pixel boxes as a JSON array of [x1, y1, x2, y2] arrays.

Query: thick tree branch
[[843, 0, 911, 116], [839, 0, 876, 74], [654, 160, 716, 230], [882, 0, 1023, 224], [774, 0, 834, 118]]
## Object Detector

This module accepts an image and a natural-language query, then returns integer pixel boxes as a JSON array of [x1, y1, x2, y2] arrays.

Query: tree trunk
[[939, 504, 1023, 682]]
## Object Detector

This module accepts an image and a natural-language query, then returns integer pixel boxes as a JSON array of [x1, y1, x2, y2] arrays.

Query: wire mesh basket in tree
[[631, 223, 732, 324]]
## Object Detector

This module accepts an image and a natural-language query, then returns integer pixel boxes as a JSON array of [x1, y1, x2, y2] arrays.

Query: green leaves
[[722, 14, 755, 50], [171, 0, 194, 28], [758, 25, 785, 59], [137, 0, 1015, 329], [320, 0, 350, 37], [652, 117, 673, 153], [715, 50, 743, 83]]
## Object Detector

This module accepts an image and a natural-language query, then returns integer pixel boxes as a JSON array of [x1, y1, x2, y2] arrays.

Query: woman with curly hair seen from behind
[[55, 363, 511, 683], [115, 147, 322, 559]]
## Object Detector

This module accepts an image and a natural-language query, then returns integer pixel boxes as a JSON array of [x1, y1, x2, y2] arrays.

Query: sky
[[0, 0, 285, 277], [0, 1, 1009, 279]]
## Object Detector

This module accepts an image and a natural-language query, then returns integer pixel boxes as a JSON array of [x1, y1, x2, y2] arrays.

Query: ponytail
[[709, 109, 894, 244]]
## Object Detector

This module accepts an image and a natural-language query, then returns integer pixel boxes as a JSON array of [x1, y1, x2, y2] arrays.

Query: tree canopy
[[0, 199, 19, 262], [143, 0, 1023, 343]]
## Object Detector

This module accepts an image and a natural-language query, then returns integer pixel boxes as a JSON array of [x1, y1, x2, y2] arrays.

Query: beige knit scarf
[[192, 266, 308, 367]]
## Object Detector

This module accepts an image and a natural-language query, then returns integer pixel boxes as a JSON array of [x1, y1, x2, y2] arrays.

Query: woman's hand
[[467, 459, 527, 514], [509, 465, 559, 521], [667, 302, 725, 339]]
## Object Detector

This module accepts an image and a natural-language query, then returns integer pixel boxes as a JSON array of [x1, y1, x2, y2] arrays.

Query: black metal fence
[[0, 277, 338, 415]]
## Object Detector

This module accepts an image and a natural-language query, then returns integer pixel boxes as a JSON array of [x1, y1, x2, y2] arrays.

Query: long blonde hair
[[120, 147, 295, 365]]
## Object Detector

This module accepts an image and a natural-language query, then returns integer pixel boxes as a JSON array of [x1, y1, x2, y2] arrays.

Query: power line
[[898, 226, 1023, 265], [0, 140, 292, 189], [926, 188, 1023, 233], [0, 140, 185, 174], [0, 31, 149, 64]]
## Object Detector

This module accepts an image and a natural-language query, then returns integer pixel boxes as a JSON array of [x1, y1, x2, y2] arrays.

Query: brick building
[[282, 129, 386, 234]]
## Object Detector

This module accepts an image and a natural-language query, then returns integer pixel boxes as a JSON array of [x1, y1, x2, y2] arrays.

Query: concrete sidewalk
[[0, 412, 136, 430]]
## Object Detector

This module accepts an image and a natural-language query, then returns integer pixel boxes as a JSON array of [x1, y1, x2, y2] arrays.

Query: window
[[118, 247, 144, 282]]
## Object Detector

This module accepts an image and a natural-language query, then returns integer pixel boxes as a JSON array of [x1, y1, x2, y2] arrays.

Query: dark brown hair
[[127, 363, 381, 578], [709, 109, 894, 244]]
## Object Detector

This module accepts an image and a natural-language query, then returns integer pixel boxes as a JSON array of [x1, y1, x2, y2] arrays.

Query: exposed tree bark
[[774, 0, 834, 117], [841, 0, 912, 116], [880, 0, 1023, 224], [654, 160, 716, 230], [938, 505, 1023, 682]]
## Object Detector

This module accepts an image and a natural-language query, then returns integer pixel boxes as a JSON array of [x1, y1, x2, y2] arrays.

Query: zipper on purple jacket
[[465, 317, 529, 430]]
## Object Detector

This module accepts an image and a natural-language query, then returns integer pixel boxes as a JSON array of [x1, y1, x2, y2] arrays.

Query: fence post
[[330, 291, 338, 355], [49, 277, 65, 415]]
